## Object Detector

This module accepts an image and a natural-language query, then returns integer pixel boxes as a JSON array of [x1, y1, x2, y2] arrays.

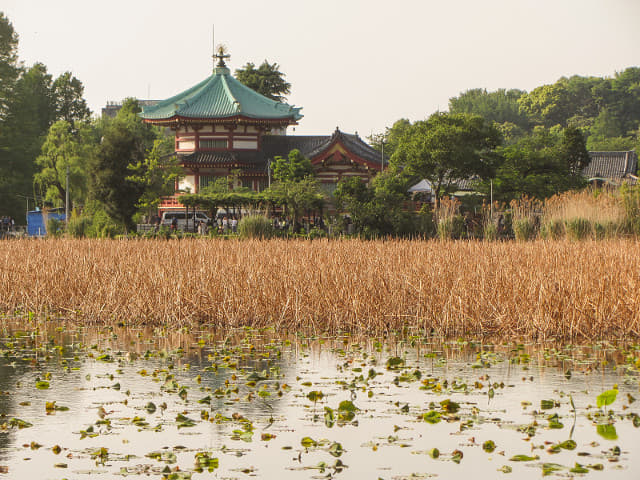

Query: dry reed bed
[[0, 238, 639, 339]]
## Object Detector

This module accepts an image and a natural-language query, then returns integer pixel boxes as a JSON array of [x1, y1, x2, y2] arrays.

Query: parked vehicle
[[161, 211, 210, 230]]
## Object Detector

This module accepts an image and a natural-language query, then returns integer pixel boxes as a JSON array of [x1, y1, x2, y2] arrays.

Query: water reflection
[[0, 322, 638, 479]]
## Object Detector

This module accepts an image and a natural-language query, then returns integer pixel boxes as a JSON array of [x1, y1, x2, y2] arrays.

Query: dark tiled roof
[[582, 151, 638, 182], [454, 177, 481, 191], [261, 135, 329, 159], [178, 150, 267, 166], [262, 128, 388, 165]]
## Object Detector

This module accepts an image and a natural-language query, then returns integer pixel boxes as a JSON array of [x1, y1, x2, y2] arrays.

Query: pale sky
[[3, 0, 640, 136]]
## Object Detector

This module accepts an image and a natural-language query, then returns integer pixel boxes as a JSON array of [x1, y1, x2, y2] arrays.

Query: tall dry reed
[[0, 238, 639, 340], [542, 188, 625, 239]]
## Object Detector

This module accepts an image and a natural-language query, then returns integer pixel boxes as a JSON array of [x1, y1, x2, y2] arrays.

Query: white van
[[161, 211, 210, 230]]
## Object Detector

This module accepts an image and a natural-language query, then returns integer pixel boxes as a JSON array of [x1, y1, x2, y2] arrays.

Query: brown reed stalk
[[0, 238, 639, 340]]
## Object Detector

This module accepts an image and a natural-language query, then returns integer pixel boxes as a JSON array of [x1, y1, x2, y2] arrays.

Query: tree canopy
[[272, 149, 312, 183], [235, 60, 292, 102], [391, 113, 502, 207], [0, 12, 19, 120], [488, 126, 587, 201], [90, 99, 158, 230]]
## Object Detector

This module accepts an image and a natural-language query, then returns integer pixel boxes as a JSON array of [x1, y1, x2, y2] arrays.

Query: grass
[[1, 238, 639, 340]]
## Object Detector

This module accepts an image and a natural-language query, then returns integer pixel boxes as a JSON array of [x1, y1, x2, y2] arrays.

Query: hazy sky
[[3, 0, 640, 136]]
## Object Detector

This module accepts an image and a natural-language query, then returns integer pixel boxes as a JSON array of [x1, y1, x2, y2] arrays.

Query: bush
[[564, 217, 592, 240], [238, 215, 275, 239], [483, 222, 498, 241], [437, 215, 464, 240], [86, 209, 124, 238], [540, 219, 565, 240], [414, 207, 436, 238], [46, 218, 64, 237], [620, 183, 640, 235], [513, 219, 537, 241], [66, 212, 92, 238]]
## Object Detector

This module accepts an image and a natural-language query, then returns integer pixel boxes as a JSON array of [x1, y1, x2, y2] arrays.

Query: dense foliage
[[235, 60, 292, 102]]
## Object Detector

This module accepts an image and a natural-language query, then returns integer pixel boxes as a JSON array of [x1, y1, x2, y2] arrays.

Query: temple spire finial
[[213, 44, 230, 68]]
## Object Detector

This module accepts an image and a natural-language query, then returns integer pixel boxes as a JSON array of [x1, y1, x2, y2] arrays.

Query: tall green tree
[[34, 120, 86, 207], [488, 126, 587, 202], [235, 60, 291, 102], [367, 118, 412, 157], [0, 63, 55, 219], [52, 71, 91, 126], [90, 98, 157, 230], [391, 113, 502, 208], [265, 176, 324, 232], [449, 88, 529, 130], [334, 169, 413, 237], [272, 149, 312, 183], [126, 136, 182, 217], [0, 12, 20, 120]]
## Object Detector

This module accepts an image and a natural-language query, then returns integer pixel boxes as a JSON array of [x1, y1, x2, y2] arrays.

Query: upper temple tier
[[139, 66, 303, 128]]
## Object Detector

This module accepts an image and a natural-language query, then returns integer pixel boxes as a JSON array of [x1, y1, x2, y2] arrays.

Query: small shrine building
[[140, 49, 386, 212]]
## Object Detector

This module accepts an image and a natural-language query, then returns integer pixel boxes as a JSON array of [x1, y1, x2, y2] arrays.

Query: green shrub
[[513, 218, 536, 241], [46, 218, 64, 237], [437, 215, 464, 240], [483, 222, 498, 241], [66, 213, 92, 238], [540, 219, 565, 240], [593, 221, 621, 239], [564, 217, 592, 240], [620, 183, 640, 235], [86, 209, 124, 238], [238, 215, 274, 239]]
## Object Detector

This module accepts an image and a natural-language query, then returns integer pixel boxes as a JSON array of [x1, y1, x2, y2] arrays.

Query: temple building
[[140, 48, 385, 212]]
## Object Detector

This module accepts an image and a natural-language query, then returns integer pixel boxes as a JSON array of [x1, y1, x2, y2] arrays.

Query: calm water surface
[[0, 322, 638, 479]]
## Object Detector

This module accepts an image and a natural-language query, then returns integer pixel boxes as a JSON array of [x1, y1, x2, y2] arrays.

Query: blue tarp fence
[[27, 209, 66, 236]]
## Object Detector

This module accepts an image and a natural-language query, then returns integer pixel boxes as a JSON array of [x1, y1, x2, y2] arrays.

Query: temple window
[[200, 139, 228, 149]]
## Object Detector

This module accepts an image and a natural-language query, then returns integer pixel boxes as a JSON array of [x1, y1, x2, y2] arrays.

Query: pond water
[[0, 322, 638, 479]]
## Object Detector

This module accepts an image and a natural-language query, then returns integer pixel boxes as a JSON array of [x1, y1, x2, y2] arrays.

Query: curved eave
[[143, 114, 300, 128], [310, 139, 385, 171]]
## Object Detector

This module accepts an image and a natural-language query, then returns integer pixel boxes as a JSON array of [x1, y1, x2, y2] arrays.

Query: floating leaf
[[307, 391, 324, 402], [540, 399, 556, 410], [301, 436, 317, 448], [497, 465, 512, 473], [483, 440, 496, 453], [596, 424, 618, 440], [597, 389, 618, 408], [328, 442, 344, 457], [440, 399, 460, 413], [9, 418, 32, 429], [338, 400, 357, 412], [570, 463, 589, 474], [176, 413, 197, 428], [541, 463, 564, 476], [194, 452, 218, 472], [557, 439, 576, 450], [35, 380, 50, 390], [145, 402, 156, 414], [451, 449, 463, 464], [324, 407, 335, 428], [386, 357, 405, 370], [422, 410, 441, 424], [510, 454, 539, 462], [428, 448, 440, 459]]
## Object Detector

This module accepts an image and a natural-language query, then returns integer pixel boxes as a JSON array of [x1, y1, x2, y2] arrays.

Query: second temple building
[[140, 49, 385, 213]]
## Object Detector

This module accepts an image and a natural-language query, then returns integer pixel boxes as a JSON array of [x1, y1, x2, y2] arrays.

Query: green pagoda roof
[[140, 66, 302, 125]]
